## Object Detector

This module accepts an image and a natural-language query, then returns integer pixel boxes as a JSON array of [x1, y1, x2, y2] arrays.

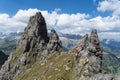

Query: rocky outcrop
[[17, 12, 48, 52], [90, 29, 102, 59], [0, 12, 62, 80], [89, 29, 103, 73], [73, 30, 115, 80], [47, 29, 62, 53]]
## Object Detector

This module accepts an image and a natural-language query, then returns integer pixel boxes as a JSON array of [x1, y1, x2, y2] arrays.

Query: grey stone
[[47, 29, 62, 53], [0, 12, 63, 80], [17, 12, 48, 52], [89, 73, 114, 80]]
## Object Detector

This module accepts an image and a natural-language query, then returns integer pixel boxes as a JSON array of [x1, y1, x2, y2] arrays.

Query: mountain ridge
[[0, 12, 119, 80]]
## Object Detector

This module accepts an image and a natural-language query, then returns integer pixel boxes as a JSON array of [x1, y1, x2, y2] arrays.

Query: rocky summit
[[73, 31, 113, 80], [0, 12, 119, 80], [0, 12, 62, 80], [17, 12, 48, 52]]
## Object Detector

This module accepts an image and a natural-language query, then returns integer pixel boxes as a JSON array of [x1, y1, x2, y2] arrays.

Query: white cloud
[[99, 32, 120, 41], [0, 8, 40, 33], [0, 8, 120, 40], [13, 8, 40, 23], [56, 13, 89, 27], [89, 16, 120, 31], [41, 10, 59, 28], [97, 0, 120, 15]]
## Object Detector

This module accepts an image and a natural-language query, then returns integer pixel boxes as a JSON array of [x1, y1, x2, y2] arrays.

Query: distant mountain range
[[101, 39, 120, 50], [0, 32, 120, 54]]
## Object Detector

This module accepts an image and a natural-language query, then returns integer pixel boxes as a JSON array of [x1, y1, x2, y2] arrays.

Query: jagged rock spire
[[89, 29, 103, 73], [17, 12, 48, 52], [24, 12, 48, 40], [74, 29, 104, 80], [90, 29, 102, 58], [47, 29, 62, 53], [0, 12, 63, 80]]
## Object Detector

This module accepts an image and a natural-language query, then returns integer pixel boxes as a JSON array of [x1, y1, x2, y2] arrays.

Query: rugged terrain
[[0, 12, 119, 80]]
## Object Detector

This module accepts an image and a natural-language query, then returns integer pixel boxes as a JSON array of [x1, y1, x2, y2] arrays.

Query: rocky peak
[[17, 12, 62, 54], [47, 29, 62, 53], [90, 29, 102, 59], [17, 12, 48, 52], [73, 29, 104, 79], [0, 12, 62, 80], [49, 29, 59, 41], [73, 29, 117, 80], [89, 29, 103, 73], [25, 12, 48, 39]]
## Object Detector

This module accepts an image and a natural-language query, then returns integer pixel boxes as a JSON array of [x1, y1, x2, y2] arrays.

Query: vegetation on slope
[[14, 52, 74, 80]]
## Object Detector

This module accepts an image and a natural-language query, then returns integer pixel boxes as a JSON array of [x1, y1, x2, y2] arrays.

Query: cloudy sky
[[0, 0, 120, 40]]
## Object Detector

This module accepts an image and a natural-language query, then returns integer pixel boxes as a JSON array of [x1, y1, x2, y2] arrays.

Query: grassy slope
[[14, 52, 74, 80], [3, 47, 120, 80]]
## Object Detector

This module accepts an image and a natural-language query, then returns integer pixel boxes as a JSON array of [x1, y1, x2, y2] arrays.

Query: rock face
[[73, 30, 115, 80], [47, 29, 62, 53], [89, 29, 103, 73], [17, 12, 48, 52], [90, 29, 102, 59], [0, 12, 62, 80]]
